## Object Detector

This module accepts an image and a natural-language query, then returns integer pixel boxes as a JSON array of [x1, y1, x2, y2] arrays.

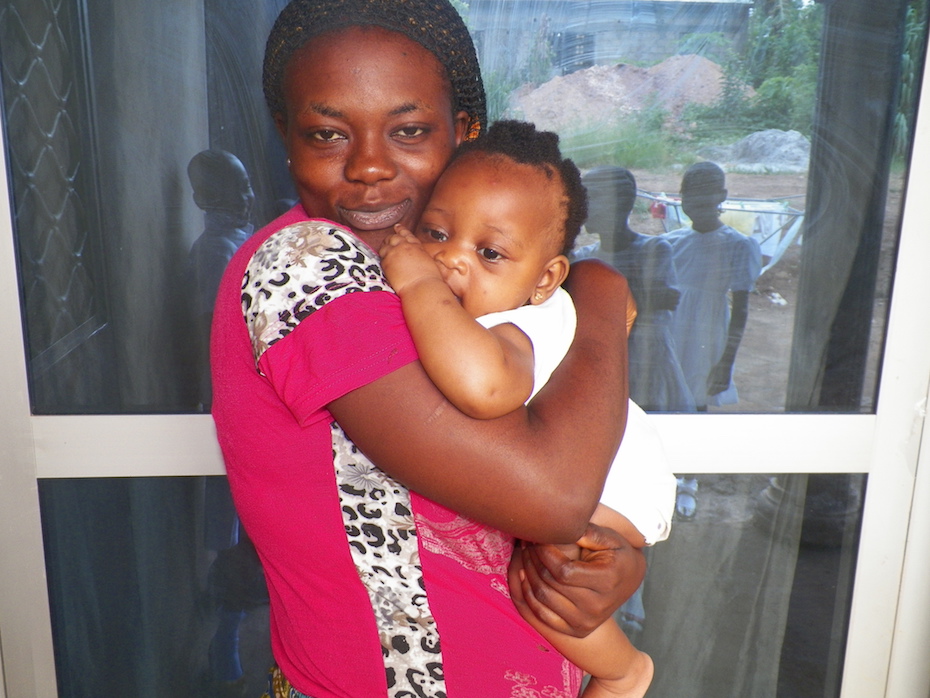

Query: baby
[[380, 120, 675, 698]]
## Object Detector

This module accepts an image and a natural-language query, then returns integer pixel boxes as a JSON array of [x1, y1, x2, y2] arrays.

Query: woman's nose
[[344, 134, 397, 184]]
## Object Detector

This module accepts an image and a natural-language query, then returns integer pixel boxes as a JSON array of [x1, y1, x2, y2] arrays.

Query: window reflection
[[2, 0, 922, 415], [40, 477, 272, 697], [640, 473, 864, 697], [38, 474, 863, 697]]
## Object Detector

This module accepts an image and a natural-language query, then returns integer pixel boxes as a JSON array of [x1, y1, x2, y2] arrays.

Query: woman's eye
[[395, 125, 427, 139], [311, 129, 344, 142], [479, 248, 503, 261]]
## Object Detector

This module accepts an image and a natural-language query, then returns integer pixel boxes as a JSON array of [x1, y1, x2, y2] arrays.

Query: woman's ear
[[274, 112, 288, 141], [530, 255, 571, 305], [454, 111, 471, 145]]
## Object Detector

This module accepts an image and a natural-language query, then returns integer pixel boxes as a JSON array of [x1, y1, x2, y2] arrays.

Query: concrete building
[[466, 0, 752, 76]]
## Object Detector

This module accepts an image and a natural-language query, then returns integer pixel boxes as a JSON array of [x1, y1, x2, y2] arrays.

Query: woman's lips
[[339, 200, 411, 231]]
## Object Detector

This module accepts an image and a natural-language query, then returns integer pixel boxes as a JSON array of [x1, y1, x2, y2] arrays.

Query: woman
[[210, 1, 643, 695]]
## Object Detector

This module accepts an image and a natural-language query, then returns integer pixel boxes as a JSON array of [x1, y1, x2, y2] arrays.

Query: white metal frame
[[2, 54, 929, 698]]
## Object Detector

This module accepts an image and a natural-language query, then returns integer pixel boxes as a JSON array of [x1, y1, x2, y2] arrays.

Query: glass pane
[[39, 476, 271, 698], [637, 473, 865, 697], [2, 0, 927, 414], [38, 474, 863, 697], [0, 0, 291, 414], [484, 0, 926, 415]]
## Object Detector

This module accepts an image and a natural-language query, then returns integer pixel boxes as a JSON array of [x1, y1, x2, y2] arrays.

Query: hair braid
[[263, 0, 486, 138], [454, 120, 587, 256]]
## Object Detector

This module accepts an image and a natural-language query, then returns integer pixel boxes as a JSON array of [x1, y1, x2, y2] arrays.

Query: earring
[[535, 292, 542, 301], [286, 158, 292, 168]]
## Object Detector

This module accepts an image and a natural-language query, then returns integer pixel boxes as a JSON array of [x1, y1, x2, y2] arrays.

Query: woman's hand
[[508, 523, 646, 637]]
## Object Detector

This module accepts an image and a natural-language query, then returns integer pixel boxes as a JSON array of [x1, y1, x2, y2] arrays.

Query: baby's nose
[[434, 247, 467, 274]]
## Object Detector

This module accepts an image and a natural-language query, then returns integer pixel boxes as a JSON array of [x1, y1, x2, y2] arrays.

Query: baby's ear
[[530, 255, 570, 305]]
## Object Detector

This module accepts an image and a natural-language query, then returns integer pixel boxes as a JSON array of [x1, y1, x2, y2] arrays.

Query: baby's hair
[[454, 120, 587, 256], [263, 0, 486, 139]]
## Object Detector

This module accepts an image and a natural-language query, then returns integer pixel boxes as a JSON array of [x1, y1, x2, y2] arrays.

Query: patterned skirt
[[262, 666, 313, 698]]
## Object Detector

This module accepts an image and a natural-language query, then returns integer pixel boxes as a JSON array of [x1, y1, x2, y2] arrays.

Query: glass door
[[1, 1, 929, 696]]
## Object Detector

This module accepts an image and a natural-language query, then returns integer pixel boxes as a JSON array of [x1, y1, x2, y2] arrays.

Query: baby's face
[[415, 153, 565, 318]]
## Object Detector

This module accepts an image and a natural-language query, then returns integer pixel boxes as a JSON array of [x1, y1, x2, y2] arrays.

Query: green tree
[[685, 0, 823, 139], [746, 0, 822, 89], [894, 0, 929, 157]]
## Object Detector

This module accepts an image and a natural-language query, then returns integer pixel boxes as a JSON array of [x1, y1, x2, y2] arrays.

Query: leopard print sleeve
[[241, 221, 392, 367]]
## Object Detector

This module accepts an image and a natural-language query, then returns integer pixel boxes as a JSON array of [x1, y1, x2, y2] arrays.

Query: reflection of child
[[186, 149, 255, 410], [380, 121, 674, 698], [584, 166, 695, 413], [665, 162, 762, 409]]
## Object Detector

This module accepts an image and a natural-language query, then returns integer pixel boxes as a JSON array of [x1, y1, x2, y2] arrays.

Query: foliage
[[894, 0, 929, 158], [744, 0, 823, 90], [682, 0, 822, 142], [472, 0, 926, 167], [460, 2, 554, 123], [483, 70, 521, 123], [521, 17, 554, 87], [558, 106, 672, 170], [676, 32, 736, 67]]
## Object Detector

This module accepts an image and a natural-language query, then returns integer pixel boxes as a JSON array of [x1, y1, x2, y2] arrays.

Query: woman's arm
[[380, 229, 535, 419], [329, 259, 631, 544]]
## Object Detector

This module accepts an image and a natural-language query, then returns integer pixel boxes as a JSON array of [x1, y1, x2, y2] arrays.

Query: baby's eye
[[479, 247, 503, 261], [421, 227, 447, 242]]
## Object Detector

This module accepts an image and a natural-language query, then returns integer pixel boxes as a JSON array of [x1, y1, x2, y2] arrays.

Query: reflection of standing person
[[185, 149, 260, 697], [665, 162, 761, 410], [186, 149, 255, 410], [585, 166, 695, 413], [210, 2, 644, 697], [583, 165, 689, 623]]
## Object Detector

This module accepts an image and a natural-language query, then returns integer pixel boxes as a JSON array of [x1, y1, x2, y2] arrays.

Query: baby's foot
[[583, 651, 654, 698]]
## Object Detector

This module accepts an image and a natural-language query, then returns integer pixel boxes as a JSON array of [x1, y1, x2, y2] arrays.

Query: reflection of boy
[[186, 149, 255, 409], [380, 121, 675, 698], [665, 162, 762, 409], [185, 149, 259, 693], [584, 166, 695, 413]]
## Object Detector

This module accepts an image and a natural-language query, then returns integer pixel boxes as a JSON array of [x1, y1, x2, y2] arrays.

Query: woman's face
[[277, 26, 470, 249]]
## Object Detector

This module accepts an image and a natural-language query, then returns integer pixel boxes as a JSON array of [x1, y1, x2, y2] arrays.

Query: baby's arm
[[512, 506, 653, 698], [380, 227, 534, 419]]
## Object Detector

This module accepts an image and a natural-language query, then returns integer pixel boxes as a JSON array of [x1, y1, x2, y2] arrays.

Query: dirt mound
[[698, 129, 811, 173], [510, 54, 733, 132]]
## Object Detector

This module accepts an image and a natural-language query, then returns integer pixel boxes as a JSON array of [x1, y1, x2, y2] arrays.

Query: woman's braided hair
[[454, 120, 588, 257], [263, 0, 486, 139]]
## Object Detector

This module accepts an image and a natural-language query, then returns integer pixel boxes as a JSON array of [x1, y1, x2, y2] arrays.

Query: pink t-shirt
[[211, 207, 582, 698]]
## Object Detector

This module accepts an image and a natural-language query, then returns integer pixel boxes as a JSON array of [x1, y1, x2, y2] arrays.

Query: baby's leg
[[576, 621, 653, 698], [537, 543, 654, 698]]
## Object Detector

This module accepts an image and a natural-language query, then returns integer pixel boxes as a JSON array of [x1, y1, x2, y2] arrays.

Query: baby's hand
[[380, 225, 443, 296]]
